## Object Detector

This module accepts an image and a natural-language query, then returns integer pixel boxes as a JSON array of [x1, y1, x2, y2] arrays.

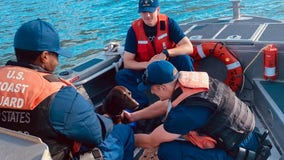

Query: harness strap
[[172, 85, 206, 107], [43, 74, 63, 82]]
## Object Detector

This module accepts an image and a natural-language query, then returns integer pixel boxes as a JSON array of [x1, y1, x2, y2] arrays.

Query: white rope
[[239, 46, 265, 93]]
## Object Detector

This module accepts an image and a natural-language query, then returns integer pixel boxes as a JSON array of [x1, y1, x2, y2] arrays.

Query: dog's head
[[103, 86, 138, 119]]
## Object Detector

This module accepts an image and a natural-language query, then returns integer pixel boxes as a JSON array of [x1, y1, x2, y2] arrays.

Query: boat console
[[0, 127, 52, 160]]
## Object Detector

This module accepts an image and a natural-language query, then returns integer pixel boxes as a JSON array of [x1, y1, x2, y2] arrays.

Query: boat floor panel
[[181, 23, 226, 39], [215, 23, 262, 41], [182, 22, 265, 44], [256, 24, 284, 43]]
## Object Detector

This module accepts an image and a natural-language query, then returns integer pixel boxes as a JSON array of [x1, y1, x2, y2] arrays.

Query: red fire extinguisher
[[263, 44, 278, 80]]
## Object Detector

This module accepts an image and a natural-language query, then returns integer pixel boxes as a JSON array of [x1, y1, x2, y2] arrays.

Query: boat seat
[[256, 80, 284, 109], [253, 79, 284, 154]]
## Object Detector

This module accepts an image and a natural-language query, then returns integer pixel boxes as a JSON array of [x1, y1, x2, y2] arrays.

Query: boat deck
[[180, 16, 284, 47]]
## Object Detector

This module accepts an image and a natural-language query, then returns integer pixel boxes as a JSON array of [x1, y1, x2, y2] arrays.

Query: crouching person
[[124, 60, 271, 160], [0, 19, 134, 160]]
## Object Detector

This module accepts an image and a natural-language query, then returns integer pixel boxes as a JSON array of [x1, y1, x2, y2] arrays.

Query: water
[[1, 0, 284, 73]]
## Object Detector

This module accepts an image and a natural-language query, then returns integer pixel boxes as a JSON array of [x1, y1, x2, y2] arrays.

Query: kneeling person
[[126, 60, 271, 160], [0, 19, 134, 160]]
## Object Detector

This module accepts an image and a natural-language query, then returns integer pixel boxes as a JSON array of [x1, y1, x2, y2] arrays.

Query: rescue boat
[[58, 1, 284, 157], [1, 0, 283, 159]]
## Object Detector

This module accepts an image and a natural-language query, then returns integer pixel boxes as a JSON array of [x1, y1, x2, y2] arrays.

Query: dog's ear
[[103, 87, 123, 115], [103, 86, 139, 116], [114, 86, 139, 110]]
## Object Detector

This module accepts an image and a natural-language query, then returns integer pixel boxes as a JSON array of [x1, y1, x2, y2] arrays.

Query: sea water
[[0, 0, 284, 73]]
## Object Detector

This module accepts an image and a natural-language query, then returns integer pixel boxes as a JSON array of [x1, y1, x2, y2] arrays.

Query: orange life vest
[[132, 14, 175, 62], [172, 71, 209, 107], [168, 72, 217, 149], [0, 65, 74, 159], [170, 71, 255, 150], [0, 66, 70, 110]]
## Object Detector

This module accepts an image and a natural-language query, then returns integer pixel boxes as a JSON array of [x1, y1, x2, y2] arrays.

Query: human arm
[[123, 51, 149, 70], [124, 51, 168, 70], [165, 17, 193, 57], [123, 100, 168, 122], [135, 124, 180, 148], [166, 36, 193, 57], [123, 27, 148, 70], [49, 86, 113, 145]]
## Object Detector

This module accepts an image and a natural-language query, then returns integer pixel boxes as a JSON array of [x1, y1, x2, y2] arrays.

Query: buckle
[[92, 148, 104, 160], [79, 147, 103, 160]]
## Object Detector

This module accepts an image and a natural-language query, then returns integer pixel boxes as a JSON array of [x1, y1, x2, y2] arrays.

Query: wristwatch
[[162, 49, 170, 59]]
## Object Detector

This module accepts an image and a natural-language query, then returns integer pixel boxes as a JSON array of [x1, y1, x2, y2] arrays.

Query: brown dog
[[101, 85, 138, 124]]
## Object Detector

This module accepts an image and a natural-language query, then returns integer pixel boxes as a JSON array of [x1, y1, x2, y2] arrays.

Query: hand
[[149, 53, 167, 64], [121, 110, 134, 124]]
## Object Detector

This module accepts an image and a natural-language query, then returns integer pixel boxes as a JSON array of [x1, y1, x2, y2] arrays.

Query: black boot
[[255, 130, 272, 160]]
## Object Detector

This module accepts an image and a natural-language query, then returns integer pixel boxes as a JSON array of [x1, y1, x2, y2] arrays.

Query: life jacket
[[132, 14, 176, 62], [0, 65, 73, 159], [171, 71, 255, 150]]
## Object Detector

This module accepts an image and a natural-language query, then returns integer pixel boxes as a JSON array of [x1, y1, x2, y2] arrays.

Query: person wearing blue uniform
[[115, 0, 195, 110], [0, 19, 134, 160], [124, 60, 272, 160]]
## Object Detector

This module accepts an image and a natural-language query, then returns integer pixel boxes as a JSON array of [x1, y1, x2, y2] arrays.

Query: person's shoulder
[[167, 16, 178, 24], [126, 27, 135, 38]]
